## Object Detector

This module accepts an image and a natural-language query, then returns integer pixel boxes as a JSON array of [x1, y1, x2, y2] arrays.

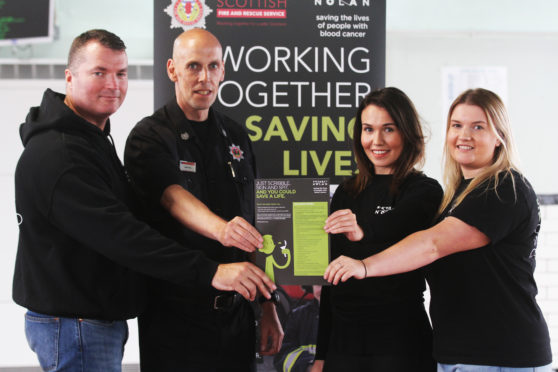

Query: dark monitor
[[0, 0, 54, 46]]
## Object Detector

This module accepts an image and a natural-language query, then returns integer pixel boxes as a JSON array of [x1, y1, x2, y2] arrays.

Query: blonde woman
[[324, 88, 552, 371]]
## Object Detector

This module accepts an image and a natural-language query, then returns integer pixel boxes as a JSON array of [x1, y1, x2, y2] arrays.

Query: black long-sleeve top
[[315, 173, 442, 359]]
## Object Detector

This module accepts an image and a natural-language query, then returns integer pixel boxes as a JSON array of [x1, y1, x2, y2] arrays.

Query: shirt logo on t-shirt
[[375, 205, 392, 215], [530, 199, 542, 259]]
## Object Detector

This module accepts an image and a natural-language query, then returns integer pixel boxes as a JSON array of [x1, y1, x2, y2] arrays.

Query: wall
[[0, 0, 153, 61], [537, 205, 558, 365], [385, 30, 558, 193], [387, 0, 558, 33]]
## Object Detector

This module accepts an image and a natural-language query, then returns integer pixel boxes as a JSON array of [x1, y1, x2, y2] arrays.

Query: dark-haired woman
[[311, 87, 442, 372]]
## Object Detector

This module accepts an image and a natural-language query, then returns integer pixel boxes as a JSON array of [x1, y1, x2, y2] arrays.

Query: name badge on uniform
[[179, 160, 196, 173]]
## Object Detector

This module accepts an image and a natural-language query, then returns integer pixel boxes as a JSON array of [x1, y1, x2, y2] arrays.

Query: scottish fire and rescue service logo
[[229, 144, 244, 161], [165, 0, 213, 30]]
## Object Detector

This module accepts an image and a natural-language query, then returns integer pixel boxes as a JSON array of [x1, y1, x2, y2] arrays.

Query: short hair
[[67, 29, 126, 70], [438, 88, 519, 214], [346, 87, 425, 196]]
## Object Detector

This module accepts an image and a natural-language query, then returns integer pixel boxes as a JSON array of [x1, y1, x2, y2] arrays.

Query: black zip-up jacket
[[13, 89, 218, 320]]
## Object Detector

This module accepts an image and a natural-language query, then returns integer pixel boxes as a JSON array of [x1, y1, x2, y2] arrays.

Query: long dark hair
[[346, 87, 425, 196]]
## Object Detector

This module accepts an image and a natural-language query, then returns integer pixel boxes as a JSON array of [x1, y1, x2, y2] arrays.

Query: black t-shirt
[[125, 101, 258, 370], [427, 170, 551, 367], [316, 173, 443, 359]]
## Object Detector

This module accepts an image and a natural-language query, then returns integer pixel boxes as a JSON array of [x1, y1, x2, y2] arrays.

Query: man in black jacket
[[13, 29, 275, 372], [125, 28, 283, 371]]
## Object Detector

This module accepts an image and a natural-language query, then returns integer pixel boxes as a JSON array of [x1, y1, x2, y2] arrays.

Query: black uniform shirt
[[125, 99, 257, 288]]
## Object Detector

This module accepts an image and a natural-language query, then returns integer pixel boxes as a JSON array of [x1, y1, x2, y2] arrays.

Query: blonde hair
[[439, 88, 520, 214]]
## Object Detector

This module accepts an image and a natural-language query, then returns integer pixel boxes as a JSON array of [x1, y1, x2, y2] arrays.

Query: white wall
[[536, 205, 558, 366], [387, 0, 558, 33], [385, 30, 558, 194], [0, 1, 153, 60]]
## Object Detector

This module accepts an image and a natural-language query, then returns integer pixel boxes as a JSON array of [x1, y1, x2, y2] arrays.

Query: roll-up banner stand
[[155, 0, 385, 184]]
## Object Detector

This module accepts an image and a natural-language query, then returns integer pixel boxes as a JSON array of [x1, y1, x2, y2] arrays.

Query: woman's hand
[[324, 209, 364, 242], [324, 255, 367, 285]]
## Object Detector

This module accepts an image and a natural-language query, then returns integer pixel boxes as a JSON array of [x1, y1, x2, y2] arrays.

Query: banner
[[154, 0, 386, 184]]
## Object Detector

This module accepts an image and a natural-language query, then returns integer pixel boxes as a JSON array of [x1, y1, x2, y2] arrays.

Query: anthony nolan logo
[[165, 0, 213, 30], [229, 144, 244, 161]]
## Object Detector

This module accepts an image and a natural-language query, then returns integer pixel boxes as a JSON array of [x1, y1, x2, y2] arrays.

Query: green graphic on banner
[[261, 234, 292, 283]]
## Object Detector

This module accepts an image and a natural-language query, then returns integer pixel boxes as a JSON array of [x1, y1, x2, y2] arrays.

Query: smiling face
[[168, 29, 225, 122], [447, 103, 501, 178], [360, 104, 404, 175], [64, 41, 128, 130]]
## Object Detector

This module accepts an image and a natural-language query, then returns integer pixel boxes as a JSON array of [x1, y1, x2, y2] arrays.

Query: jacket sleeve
[[360, 177, 443, 244], [49, 164, 218, 289]]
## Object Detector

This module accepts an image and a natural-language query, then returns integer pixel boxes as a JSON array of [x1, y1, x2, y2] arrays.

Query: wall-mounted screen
[[0, 0, 54, 46]]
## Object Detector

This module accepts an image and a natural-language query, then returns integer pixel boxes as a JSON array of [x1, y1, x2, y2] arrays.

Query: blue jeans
[[438, 363, 553, 372], [25, 311, 128, 372]]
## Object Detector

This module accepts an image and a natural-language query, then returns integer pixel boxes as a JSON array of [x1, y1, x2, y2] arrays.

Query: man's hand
[[259, 301, 284, 355], [217, 216, 263, 252], [161, 186, 263, 253], [211, 262, 276, 301], [323, 209, 364, 242]]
